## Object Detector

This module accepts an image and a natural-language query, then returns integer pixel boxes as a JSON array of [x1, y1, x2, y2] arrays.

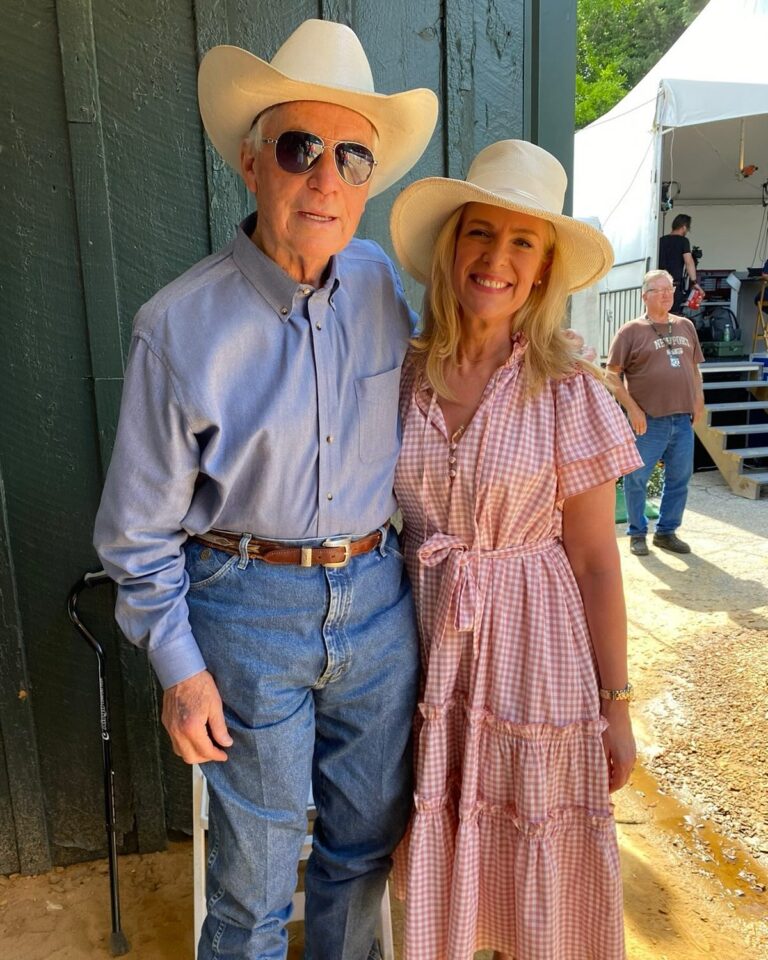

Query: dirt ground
[[1, 471, 766, 960]]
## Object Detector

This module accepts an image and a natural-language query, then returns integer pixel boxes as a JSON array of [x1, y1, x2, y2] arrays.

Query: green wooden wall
[[0, 0, 576, 873]]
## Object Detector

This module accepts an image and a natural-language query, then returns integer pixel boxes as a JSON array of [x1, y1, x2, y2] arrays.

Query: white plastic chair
[[192, 765, 394, 959]]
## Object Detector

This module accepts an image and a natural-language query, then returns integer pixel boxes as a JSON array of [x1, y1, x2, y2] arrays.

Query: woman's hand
[[563, 327, 598, 362], [600, 700, 636, 793]]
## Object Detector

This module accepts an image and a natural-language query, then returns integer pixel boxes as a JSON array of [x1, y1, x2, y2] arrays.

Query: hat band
[[470, 182, 563, 215]]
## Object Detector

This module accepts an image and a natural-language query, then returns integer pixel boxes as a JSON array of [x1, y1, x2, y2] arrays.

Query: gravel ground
[[624, 471, 768, 871]]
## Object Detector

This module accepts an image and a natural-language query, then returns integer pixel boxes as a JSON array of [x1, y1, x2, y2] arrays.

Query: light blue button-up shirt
[[94, 215, 416, 688]]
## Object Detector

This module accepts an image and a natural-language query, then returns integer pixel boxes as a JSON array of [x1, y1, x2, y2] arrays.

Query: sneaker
[[629, 536, 649, 556], [653, 533, 691, 554]]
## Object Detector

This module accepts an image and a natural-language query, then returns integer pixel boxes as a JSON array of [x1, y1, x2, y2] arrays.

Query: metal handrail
[[599, 286, 643, 357]]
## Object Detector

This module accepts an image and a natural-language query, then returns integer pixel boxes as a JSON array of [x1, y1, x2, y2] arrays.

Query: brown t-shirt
[[607, 315, 704, 417]]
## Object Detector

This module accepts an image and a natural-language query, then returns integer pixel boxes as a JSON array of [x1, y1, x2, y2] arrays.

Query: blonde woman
[[390, 141, 641, 960]]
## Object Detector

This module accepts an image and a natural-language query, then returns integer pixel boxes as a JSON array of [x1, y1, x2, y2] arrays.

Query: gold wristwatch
[[599, 682, 634, 702]]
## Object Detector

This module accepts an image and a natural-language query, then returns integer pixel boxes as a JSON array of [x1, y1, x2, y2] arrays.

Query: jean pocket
[[355, 365, 401, 464], [185, 541, 239, 590], [382, 525, 405, 561]]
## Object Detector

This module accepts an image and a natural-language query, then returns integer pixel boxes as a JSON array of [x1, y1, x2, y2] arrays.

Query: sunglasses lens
[[272, 131, 375, 185], [334, 143, 376, 186], [274, 131, 324, 174]]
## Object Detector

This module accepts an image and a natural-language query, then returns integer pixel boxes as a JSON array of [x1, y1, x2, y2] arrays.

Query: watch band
[[599, 682, 634, 702]]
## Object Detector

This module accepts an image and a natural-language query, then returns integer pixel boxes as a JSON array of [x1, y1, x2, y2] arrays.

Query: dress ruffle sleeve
[[554, 368, 643, 502]]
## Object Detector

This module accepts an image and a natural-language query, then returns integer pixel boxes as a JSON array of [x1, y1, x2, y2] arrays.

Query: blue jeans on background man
[[624, 413, 694, 537], [185, 526, 419, 960]]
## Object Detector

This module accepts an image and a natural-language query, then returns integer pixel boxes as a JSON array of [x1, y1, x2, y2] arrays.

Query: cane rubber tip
[[110, 931, 130, 956]]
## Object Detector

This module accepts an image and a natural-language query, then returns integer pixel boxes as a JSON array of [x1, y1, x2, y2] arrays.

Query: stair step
[[705, 400, 768, 411], [715, 423, 768, 435], [699, 362, 761, 373], [702, 381, 767, 390], [737, 470, 768, 484], [728, 446, 768, 458]]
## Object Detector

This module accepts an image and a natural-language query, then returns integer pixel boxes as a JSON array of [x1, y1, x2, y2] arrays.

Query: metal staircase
[[696, 361, 768, 499]]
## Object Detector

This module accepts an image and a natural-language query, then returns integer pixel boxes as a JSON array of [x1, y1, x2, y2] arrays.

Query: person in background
[[390, 140, 641, 960], [658, 213, 702, 314], [607, 269, 705, 558], [754, 256, 768, 312]]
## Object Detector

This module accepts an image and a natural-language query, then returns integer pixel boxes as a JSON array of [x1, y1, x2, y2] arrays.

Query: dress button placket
[[448, 425, 464, 483]]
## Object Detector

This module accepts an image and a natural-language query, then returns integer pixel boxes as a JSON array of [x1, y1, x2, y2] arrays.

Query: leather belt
[[192, 526, 386, 569]]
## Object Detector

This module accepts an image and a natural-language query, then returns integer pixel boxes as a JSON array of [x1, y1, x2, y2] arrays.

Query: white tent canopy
[[574, 0, 768, 290]]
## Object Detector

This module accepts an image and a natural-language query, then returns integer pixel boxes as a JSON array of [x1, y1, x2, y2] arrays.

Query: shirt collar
[[233, 213, 342, 322]]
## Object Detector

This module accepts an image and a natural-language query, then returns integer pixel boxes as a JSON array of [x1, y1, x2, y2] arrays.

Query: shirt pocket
[[355, 365, 402, 464]]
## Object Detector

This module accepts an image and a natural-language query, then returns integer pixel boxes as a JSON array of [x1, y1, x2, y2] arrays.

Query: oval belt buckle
[[321, 536, 352, 568]]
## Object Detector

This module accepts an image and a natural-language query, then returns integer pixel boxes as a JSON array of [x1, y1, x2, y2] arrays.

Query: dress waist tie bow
[[416, 533, 558, 659]]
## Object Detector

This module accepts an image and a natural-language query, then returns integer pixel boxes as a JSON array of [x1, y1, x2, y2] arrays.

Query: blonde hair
[[410, 204, 602, 397]]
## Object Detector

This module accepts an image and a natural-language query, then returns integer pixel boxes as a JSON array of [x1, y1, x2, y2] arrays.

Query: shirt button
[[316, 322, 323, 330], [280, 307, 288, 316], [448, 456, 456, 464], [302, 287, 311, 296], [449, 470, 457, 478], [326, 435, 334, 444], [327, 492, 333, 501]]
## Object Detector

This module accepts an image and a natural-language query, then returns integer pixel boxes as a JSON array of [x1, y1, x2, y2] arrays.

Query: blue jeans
[[185, 526, 419, 960], [624, 413, 694, 537]]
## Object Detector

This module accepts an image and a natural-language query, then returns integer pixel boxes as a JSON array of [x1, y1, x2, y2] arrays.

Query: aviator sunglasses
[[263, 130, 378, 186]]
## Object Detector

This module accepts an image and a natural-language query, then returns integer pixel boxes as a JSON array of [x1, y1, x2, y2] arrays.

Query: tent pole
[[647, 123, 666, 274], [738, 117, 745, 174]]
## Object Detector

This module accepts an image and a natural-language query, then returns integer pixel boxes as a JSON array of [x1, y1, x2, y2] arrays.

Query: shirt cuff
[[149, 632, 207, 690]]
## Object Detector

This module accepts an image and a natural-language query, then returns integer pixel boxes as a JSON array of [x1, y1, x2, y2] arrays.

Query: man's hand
[[162, 670, 233, 764], [693, 393, 705, 423], [627, 402, 647, 436]]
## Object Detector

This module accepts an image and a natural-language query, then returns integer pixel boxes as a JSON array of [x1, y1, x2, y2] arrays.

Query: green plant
[[646, 461, 664, 498], [617, 461, 664, 497]]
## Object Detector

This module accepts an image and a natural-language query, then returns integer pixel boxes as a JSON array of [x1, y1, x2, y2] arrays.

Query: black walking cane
[[67, 570, 130, 957]]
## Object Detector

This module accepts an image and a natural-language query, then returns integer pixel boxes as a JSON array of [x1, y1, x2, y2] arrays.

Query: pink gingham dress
[[393, 336, 642, 960]]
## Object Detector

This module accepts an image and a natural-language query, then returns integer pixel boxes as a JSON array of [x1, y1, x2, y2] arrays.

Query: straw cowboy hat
[[198, 19, 439, 198], [390, 140, 614, 291]]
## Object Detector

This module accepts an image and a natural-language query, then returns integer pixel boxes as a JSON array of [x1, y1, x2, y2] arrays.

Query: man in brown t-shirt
[[607, 269, 704, 556]]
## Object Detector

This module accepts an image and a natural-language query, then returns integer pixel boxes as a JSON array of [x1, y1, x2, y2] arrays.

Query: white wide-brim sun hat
[[390, 140, 614, 291], [198, 19, 439, 198]]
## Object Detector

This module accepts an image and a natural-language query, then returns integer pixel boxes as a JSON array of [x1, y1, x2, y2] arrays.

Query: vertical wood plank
[[193, 0, 250, 253], [471, 0, 526, 149], [352, 0, 443, 310], [56, 0, 167, 855], [321, 0, 353, 25], [0, 467, 50, 875], [524, 0, 577, 211], [55, 0, 125, 473], [445, 0, 477, 179]]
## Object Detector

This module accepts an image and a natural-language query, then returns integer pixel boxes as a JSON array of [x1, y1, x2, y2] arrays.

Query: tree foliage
[[576, 0, 709, 129]]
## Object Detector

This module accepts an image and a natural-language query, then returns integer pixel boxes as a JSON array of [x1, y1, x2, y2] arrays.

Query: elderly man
[[94, 20, 438, 960], [607, 269, 705, 557]]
